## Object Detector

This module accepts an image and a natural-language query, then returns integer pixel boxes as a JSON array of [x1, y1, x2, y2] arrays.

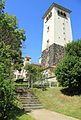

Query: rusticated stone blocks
[[41, 43, 64, 67]]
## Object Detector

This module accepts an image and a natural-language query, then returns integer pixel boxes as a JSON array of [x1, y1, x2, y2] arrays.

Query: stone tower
[[41, 3, 72, 67]]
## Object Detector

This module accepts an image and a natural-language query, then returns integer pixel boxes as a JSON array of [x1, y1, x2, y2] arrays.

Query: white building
[[14, 56, 31, 81], [41, 3, 72, 67], [40, 3, 73, 87]]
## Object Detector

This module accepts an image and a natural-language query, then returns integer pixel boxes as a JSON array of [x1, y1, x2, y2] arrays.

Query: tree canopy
[[24, 63, 43, 88], [55, 39, 81, 89], [0, 13, 26, 50], [0, 0, 26, 119], [0, 42, 15, 119], [0, 0, 26, 70]]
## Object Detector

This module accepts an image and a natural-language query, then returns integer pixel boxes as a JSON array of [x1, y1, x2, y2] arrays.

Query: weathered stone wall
[[41, 43, 64, 67]]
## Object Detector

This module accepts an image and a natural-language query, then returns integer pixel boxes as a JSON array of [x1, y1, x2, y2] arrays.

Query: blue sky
[[5, 0, 81, 63]]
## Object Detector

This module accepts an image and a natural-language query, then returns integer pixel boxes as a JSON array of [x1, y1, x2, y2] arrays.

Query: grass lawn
[[16, 114, 35, 120], [10, 107, 35, 120], [34, 87, 81, 120]]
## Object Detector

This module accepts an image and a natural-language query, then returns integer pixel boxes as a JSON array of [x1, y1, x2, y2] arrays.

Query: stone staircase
[[16, 87, 43, 112]]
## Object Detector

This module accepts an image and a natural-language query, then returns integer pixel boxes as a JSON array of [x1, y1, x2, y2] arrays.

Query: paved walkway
[[29, 109, 79, 120]]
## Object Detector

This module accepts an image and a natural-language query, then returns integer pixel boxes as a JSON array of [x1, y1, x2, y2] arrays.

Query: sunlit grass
[[10, 106, 35, 120], [34, 87, 81, 119], [17, 113, 35, 120]]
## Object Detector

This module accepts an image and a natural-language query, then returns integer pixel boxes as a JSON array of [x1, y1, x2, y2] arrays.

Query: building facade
[[40, 3, 72, 87], [41, 3, 72, 67], [14, 56, 31, 81]]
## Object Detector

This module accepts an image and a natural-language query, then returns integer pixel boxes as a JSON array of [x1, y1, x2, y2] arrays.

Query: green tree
[[0, 0, 4, 12], [24, 64, 43, 88], [0, 42, 15, 119], [0, 0, 26, 119], [65, 40, 81, 57], [0, 13, 26, 50], [55, 39, 81, 89], [0, 13, 26, 69], [0, 0, 26, 70]]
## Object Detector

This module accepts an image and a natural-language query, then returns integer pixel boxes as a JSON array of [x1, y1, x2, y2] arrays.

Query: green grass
[[10, 106, 35, 120], [34, 87, 81, 120], [17, 114, 34, 120]]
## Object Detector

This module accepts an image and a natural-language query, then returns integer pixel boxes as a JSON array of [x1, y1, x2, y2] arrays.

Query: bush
[[0, 42, 15, 119], [0, 80, 15, 119], [55, 40, 81, 89]]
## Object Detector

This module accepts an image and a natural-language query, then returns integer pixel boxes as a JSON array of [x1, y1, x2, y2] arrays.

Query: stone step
[[20, 99, 39, 101], [20, 97, 39, 100], [18, 94, 35, 96], [22, 101, 37, 103], [23, 106, 43, 110], [19, 97, 38, 99], [24, 108, 31, 112], [21, 101, 40, 104], [22, 103, 42, 106], [20, 98, 38, 101], [21, 102, 40, 104], [17, 88, 43, 111]]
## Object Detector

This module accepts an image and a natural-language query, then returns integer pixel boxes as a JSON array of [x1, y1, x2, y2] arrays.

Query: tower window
[[47, 40, 49, 43], [58, 37, 60, 39], [57, 10, 67, 18], [63, 27, 65, 30], [61, 11, 63, 15], [47, 26, 49, 32], [47, 39, 49, 49], [46, 17, 48, 21], [50, 12, 52, 17], [64, 13, 66, 17], [57, 10, 60, 15], [45, 12, 52, 23]]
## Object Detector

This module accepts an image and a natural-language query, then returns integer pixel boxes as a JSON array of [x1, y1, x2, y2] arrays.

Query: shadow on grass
[[61, 87, 81, 96], [10, 106, 29, 120]]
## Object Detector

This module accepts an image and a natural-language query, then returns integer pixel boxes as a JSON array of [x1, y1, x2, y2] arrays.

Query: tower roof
[[25, 56, 31, 59], [43, 3, 72, 19]]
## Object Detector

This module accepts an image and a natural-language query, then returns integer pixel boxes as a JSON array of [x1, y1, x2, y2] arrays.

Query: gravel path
[[29, 109, 79, 120]]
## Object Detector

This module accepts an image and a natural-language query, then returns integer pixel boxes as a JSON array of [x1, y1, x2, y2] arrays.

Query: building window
[[57, 10, 60, 15], [27, 58, 29, 61], [47, 39, 49, 43], [46, 17, 48, 22], [47, 40, 49, 49], [64, 13, 66, 17], [45, 12, 52, 23], [50, 12, 52, 17], [64, 38, 66, 40], [63, 27, 65, 30], [47, 26, 49, 32], [58, 37, 60, 39], [57, 10, 67, 18]]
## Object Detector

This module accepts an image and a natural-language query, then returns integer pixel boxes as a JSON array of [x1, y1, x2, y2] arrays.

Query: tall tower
[[41, 3, 72, 67]]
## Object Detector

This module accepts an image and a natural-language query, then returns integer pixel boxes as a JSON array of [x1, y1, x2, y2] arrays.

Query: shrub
[[55, 40, 81, 89]]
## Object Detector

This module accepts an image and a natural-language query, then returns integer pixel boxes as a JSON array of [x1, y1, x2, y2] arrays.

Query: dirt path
[[29, 109, 79, 120]]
